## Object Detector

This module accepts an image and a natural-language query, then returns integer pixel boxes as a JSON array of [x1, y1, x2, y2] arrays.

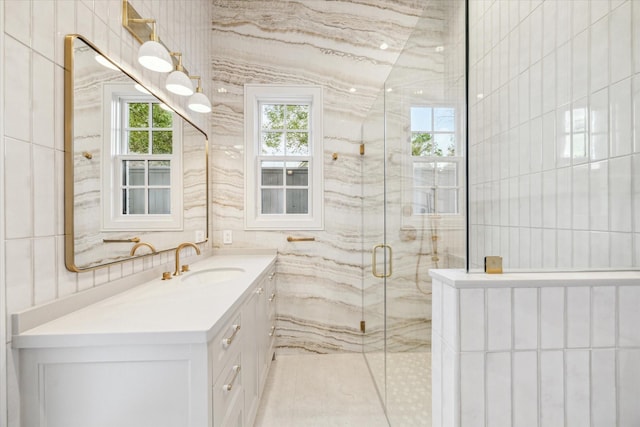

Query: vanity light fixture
[[122, 0, 172, 72], [165, 52, 194, 96], [134, 83, 151, 95], [136, 19, 172, 72], [188, 76, 212, 113], [95, 54, 118, 70]]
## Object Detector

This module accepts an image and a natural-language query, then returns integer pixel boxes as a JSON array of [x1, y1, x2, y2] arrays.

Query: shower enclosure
[[361, 1, 466, 425]]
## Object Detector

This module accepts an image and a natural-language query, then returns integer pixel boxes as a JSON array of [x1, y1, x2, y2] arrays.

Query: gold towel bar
[[287, 236, 316, 242], [103, 237, 141, 243]]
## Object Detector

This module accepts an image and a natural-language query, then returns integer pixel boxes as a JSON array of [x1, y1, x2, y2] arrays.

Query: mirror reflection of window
[[120, 100, 173, 215], [101, 83, 183, 231]]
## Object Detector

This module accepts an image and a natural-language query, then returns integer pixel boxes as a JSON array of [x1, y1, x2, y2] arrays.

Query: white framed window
[[244, 85, 324, 230], [403, 105, 464, 229], [102, 84, 183, 230]]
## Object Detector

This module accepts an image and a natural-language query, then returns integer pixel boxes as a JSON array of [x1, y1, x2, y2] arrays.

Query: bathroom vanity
[[13, 252, 277, 427]]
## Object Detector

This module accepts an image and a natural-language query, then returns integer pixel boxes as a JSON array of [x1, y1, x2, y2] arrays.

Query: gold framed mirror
[[64, 34, 208, 272]]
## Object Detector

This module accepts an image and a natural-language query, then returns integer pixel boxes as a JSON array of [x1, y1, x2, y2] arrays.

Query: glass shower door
[[362, 91, 388, 409]]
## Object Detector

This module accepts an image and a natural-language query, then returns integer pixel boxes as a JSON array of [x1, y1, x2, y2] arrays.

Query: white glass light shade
[[95, 54, 118, 70], [138, 40, 172, 72], [166, 70, 194, 96], [188, 90, 212, 113]]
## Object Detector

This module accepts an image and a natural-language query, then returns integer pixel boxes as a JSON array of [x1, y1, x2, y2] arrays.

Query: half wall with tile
[[431, 269, 640, 427]]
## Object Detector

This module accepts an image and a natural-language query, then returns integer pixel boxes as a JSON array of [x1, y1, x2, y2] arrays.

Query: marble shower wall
[[210, 0, 427, 354]]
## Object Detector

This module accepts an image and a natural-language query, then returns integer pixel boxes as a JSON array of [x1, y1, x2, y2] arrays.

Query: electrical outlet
[[223, 230, 233, 245], [195, 230, 205, 242]]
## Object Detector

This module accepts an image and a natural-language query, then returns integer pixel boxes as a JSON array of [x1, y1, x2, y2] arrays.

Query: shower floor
[[365, 352, 432, 427], [253, 352, 432, 427]]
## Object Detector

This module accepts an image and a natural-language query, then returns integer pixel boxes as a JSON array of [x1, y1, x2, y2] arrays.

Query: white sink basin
[[181, 267, 245, 285]]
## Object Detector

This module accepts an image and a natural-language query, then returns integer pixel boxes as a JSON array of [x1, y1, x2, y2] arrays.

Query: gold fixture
[[359, 144, 365, 155], [103, 237, 141, 243], [222, 324, 241, 346], [162, 271, 172, 280], [484, 256, 503, 274], [181, 264, 190, 272], [332, 153, 338, 160], [174, 242, 201, 276], [129, 241, 157, 256], [222, 365, 241, 392], [372, 244, 393, 278], [82, 151, 93, 159], [360, 320, 366, 333], [287, 236, 316, 242]]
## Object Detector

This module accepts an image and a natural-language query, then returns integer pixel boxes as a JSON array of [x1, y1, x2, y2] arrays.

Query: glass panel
[[152, 103, 173, 127], [437, 162, 457, 186], [436, 188, 458, 214], [123, 188, 145, 214], [434, 133, 456, 156], [123, 160, 145, 186], [413, 188, 435, 214], [286, 189, 308, 213], [261, 162, 284, 186], [286, 105, 309, 130], [434, 107, 455, 131], [285, 132, 309, 155], [148, 189, 171, 214], [413, 162, 435, 187], [128, 131, 149, 154], [410, 107, 432, 131], [261, 104, 285, 130], [261, 132, 284, 155], [128, 102, 149, 127], [152, 131, 173, 154], [148, 160, 170, 185], [286, 162, 308, 186], [411, 132, 434, 156], [261, 189, 284, 214]]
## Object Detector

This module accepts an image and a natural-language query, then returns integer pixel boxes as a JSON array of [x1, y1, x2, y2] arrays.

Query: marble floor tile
[[254, 353, 390, 427]]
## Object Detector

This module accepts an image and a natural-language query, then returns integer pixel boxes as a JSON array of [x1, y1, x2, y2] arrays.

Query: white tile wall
[[432, 274, 640, 427], [2, 0, 212, 424], [469, 0, 640, 270]]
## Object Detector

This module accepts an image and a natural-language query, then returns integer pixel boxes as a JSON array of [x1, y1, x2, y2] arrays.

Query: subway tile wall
[[432, 276, 640, 427], [1, 1, 211, 425], [468, 0, 640, 270]]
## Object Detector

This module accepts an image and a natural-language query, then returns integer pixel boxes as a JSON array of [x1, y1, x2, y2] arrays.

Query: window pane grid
[[410, 105, 459, 216], [259, 158, 309, 215]]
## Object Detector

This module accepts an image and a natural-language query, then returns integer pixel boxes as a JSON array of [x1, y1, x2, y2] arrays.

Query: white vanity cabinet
[[242, 265, 277, 426], [13, 253, 277, 427]]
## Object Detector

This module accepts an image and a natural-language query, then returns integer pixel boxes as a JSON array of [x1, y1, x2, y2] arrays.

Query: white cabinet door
[[242, 286, 260, 425]]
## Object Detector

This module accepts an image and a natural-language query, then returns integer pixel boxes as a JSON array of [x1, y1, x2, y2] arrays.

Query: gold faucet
[[174, 242, 201, 276], [129, 242, 157, 256]]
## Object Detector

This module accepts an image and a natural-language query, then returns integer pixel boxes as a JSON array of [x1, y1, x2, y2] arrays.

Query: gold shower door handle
[[372, 244, 393, 278]]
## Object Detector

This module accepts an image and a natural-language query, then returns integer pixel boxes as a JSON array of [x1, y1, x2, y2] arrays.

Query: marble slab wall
[[211, 0, 466, 354], [211, 0, 427, 354]]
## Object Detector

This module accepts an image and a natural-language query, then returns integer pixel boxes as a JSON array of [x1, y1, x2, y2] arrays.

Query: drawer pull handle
[[268, 293, 276, 302], [269, 325, 276, 337], [222, 324, 241, 347], [269, 272, 275, 280], [222, 365, 241, 392], [256, 287, 264, 295]]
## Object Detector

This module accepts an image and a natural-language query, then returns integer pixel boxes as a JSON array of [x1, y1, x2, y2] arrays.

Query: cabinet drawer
[[213, 352, 244, 427], [210, 311, 242, 381]]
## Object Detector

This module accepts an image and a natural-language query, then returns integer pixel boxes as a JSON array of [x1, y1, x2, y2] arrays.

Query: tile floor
[[253, 353, 390, 427]]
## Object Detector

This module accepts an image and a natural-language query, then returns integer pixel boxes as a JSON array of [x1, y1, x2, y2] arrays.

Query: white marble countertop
[[430, 268, 640, 288], [13, 253, 277, 349]]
